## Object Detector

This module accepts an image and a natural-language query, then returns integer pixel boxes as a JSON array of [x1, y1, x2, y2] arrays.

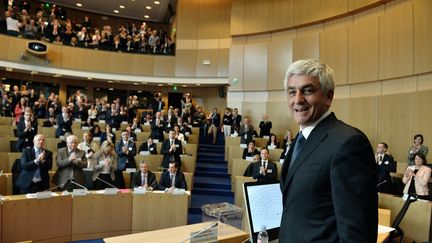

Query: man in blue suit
[[15, 134, 53, 194], [279, 60, 377, 242], [115, 129, 137, 188]]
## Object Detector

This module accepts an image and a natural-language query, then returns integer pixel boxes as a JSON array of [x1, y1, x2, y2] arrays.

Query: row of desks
[[0, 190, 190, 243]]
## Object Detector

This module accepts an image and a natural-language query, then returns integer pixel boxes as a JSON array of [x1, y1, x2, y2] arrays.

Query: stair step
[[194, 172, 230, 178], [195, 167, 227, 173], [192, 188, 234, 197], [198, 152, 225, 158], [194, 183, 231, 190], [196, 158, 226, 164], [190, 194, 235, 208], [194, 176, 231, 184]]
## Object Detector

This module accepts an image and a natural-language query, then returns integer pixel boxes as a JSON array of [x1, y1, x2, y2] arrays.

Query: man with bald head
[[53, 135, 87, 191], [15, 134, 53, 193]]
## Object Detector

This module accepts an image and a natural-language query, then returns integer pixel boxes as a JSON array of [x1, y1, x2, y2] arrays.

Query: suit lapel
[[281, 113, 336, 194]]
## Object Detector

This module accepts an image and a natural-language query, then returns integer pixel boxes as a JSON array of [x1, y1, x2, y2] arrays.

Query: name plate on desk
[[172, 188, 186, 195], [153, 139, 159, 143], [104, 188, 118, 195], [140, 151, 150, 156], [190, 228, 218, 243], [122, 121, 128, 124], [126, 168, 137, 173], [245, 156, 253, 161], [99, 120, 105, 124], [133, 187, 147, 195], [279, 159, 285, 163], [240, 144, 247, 148], [134, 129, 142, 133], [74, 118, 81, 122], [72, 189, 88, 197], [82, 126, 90, 130], [36, 191, 52, 199]]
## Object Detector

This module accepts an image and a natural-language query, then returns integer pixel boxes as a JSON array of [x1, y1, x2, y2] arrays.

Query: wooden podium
[[105, 222, 249, 243]]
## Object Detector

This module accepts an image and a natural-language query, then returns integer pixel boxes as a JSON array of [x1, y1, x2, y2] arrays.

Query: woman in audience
[[87, 104, 97, 125], [407, 134, 429, 166], [78, 132, 100, 168], [403, 153, 431, 198], [90, 124, 102, 138], [242, 140, 260, 160], [266, 133, 280, 149], [14, 97, 27, 124], [92, 141, 117, 190], [173, 124, 186, 144], [100, 123, 116, 144]]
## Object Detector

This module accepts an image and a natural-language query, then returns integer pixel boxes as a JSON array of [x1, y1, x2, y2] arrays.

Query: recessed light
[[196, 84, 201, 86], [158, 84, 163, 87], [119, 5, 125, 9], [133, 83, 139, 85], [182, 85, 187, 87], [146, 6, 152, 9], [96, 88, 100, 91], [109, 88, 114, 91], [144, 15, 150, 19], [113, 10, 119, 13], [1, 78, 6, 80], [87, 77, 92, 80], [137, 90, 142, 93], [154, 1, 160, 4], [108, 80, 114, 83], [5, 67, 13, 72], [76, 3, 82, 7], [53, 74, 62, 77]]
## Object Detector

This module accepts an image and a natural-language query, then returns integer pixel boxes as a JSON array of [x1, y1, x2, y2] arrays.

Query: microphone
[[147, 178, 158, 190], [377, 180, 387, 188], [68, 179, 88, 190], [95, 176, 118, 189], [180, 221, 219, 243], [44, 181, 67, 192]]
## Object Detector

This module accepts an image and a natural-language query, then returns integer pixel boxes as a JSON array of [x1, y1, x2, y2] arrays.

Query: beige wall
[[227, 0, 432, 166]]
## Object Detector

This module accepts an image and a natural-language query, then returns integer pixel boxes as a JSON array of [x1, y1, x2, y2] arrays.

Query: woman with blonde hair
[[92, 141, 117, 190]]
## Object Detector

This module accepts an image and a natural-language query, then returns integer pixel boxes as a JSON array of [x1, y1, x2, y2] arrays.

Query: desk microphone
[[95, 176, 118, 189], [377, 180, 387, 188], [180, 221, 219, 243], [68, 179, 88, 191], [44, 182, 67, 192]]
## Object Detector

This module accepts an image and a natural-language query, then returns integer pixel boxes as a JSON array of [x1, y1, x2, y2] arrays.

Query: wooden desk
[[1, 194, 72, 243], [0, 173, 13, 196], [122, 171, 194, 191], [105, 222, 249, 243], [132, 192, 189, 233], [71, 192, 133, 241]]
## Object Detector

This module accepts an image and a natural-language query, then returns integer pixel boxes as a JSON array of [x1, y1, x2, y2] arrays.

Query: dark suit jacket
[[15, 147, 53, 191], [239, 125, 255, 144], [161, 139, 183, 168], [16, 120, 38, 152], [138, 142, 157, 154], [131, 171, 157, 188], [115, 140, 137, 171], [252, 161, 277, 182], [150, 118, 165, 141], [158, 171, 187, 191], [55, 114, 72, 137], [377, 154, 394, 193], [242, 148, 259, 160], [259, 121, 272, 137], [279, 113, 377, 242]]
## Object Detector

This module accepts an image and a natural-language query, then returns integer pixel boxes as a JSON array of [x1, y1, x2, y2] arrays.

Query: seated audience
[[100, 123, 116, 144], [252, 148, 277, 182], [403, 153, 431, 198], [266, 134, 280, 149], [131, 160, 157, 190], [138, 137, 157, 154], [92, 141, 117, 190], [78, 132, 100, 168], [56, 106, 72, 138], [115, 129, 136, 188], [161, 129, 183, 169], [243, 154, 260, 177], [158, 161, 187, 192], [408, 134, 429, 166], [242, 140, 260, 160]]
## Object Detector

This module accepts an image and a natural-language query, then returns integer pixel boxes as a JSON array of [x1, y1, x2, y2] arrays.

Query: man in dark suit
[[252, 148, 277, 182], [239, 118, 255, 145], [115, 129, 137, 171], [131, 161, 157, 190], [279, 60, 377, 242], [158, 161, 187, 192], [231, 108, 242, 133], [207, 107, 221, 144], [161, 130, 183, 169], [150, 111, 165, 142], [376, 142, 395, 194], [53, 135, 87, 191], [55, 106, 73, 138], [16, 111, 38, 152], [106, 103, 120, 129], [15, 134, 53, 193], [138, 137, 158, 154]]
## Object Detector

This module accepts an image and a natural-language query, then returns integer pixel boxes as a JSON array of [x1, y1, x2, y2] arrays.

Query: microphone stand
[[96, 176, 118, 189]]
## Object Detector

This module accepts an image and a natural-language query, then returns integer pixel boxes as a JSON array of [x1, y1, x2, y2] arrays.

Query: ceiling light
[[133, 82, 139, 85], [76, 3, 82, 7], [137, 90, 142, 93], [53, 74, 62, 77], [87, 77, 92, 80], [119, 5, 125, 9], [5, 67, 13, 72], [144, 15, 150, 19], [109, 88, 114, 91], [96, 88, 100, 91], [1, 78, 6, 80], [154, 1, 160, 4], [146, 6, 152, 9], [113, 10, 119, 13], [182, 85, 187, 87], [30, 71, 38, 75], [108, 80, 114, 83], [158, 84, 163, 87]]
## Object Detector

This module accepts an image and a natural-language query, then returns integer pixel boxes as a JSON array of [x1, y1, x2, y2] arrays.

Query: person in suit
[[150, 111, 165, 142], [243, 154, 260, 177], [106, 103, 121, 129], [376, 142, 395, 193], [258, 114, 272, 138], [100, 123, 116, 145], [407, 134, 429, 166], [77, 132, 100, 168], [242, 140, 260, 160], [279, 59, 377, 242], [126, 126, 137, 142], [231, 108, 242, 134], [16, 110, 38, 152], [207, 108, 221, 144], [131, 160, 157, 190], [403, 153, 431, 198], [222, 107, 233, 137], [239, 118, 255, 145], [115, 129, 137, 188], [15, 134, 53, 194], [280, 130, 294, 160], [55, 106, 73, 138], [161, 129, 183, 169], [138, 137, 158, 154], [163, 106, 176, 132], [252, 148, 277, 182], [158, 161, 187, 192], [152, 96, 165, 114], [92, 141, 117, 190], [53, 135, 87, 191]]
